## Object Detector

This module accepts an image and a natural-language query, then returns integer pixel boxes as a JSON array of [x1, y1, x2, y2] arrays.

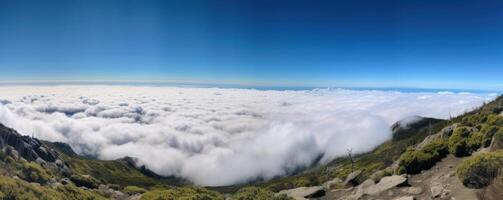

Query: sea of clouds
[[0, 85, 496, 186]]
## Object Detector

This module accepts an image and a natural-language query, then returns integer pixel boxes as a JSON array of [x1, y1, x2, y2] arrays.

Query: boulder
[[400, 186, 422, 195], [60, 178, 71, 185], [279, 186, 325, 200], [353, 179, 375, 199], [126, 194, 142, 200], [323, 177, 342, 190], [363, 175, 408, 195], [344, 170, 363, 187], [393, 196, 414, 200], [430, 182, 450, 198]]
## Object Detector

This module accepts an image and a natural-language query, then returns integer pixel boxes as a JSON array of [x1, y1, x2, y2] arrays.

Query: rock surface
[[344, 170, 363, 187], [0, 123, 70, 175], [393, 196, 414, 200], [279, 186, 325, 200], [0, 123, 58, 162], [363, 175, 408, 195], [323, 177, 342, 190]]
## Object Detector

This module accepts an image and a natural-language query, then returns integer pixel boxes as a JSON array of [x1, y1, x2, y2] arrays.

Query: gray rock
[[323, 177, 342, 190], [6, 147, 19, 160], [430, 182, 444, 198], [61, 178, 71, 185], [393, 196, 414, 200], [401, 186, 423, 195], [344, 170, 363, 187], [279, 186, 325, 200], [126, 194, 142, 200], [55, 159, 64, 167], [353, 179, 375, 198], [363, 175, 408, 195], [0, 123, 59, 163], [35, 157, 47, 165]]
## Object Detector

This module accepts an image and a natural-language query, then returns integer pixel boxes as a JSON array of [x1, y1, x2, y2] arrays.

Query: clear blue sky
[[0, 0, 503, 90]]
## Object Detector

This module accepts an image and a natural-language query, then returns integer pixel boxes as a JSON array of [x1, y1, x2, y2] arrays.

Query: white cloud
[[0, 86, 495, 186]]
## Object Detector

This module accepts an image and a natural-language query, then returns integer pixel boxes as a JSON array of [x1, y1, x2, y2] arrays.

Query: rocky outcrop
[[279, 186, 325, 200], [0, 124, 58, 162], [0, 123, 70, 175], [415, 123, 458, 150]]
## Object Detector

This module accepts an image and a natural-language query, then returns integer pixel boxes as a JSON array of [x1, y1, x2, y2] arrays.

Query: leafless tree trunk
[[347, 148, 354, 173]]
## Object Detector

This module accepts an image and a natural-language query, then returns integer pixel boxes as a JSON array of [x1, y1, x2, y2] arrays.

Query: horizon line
[[0, 79, 500, 93]]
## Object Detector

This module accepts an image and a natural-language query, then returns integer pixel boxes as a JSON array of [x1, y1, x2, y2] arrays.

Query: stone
[[55, 159, 64, 167], [363, 175, 408, 195], [401, 186, 423, 195], [393, 196, 414, 200], [344, 170, 363, 187], [323, 177, 342, 190], [6, 148, 19, 160], [61, 178, 71, 185], [126, 194, 142, 200], [35, 157, 47, 165], [279, 186, 325, 200], [354, 179, 375, 198], [430, 183, 443, 198]]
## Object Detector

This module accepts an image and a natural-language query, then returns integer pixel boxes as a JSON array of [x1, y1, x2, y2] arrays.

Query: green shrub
[[467, 132, 484, 150], [448, 126, 474, 157], [461, 113, 488, 127], [422, 138, 449, 158], [70, 175, 101, 189], [486, 114, 503, 126], [123, 186, 147, 195], [491, 128, 503, 150], [233, 187, 293, 200], [398, 149, 434, 174], [398, 139, 448, 174], [480, 125, 498, 147], [456, 151, 503, 188], [19, 161, 51, 184], [140, 187, 224, 200], [0, 150, 6, 161]]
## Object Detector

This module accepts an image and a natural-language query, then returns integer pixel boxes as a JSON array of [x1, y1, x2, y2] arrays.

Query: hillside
[[0, 95, 502, 199]]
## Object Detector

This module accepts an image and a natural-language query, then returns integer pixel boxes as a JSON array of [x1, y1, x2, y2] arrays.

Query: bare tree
[[429, 120, 432, 136], [347, 148, 354, 173]]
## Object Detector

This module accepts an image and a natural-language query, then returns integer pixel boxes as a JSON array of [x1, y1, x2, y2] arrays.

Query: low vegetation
[[0, 175, 106, 200], [70, 174, 101, 189], [396, 138, 448, 174], [123, 186, 147, 195], [140, 187, 224, 200], [491, 128, 503, 150], [456, 151, 503, 188], [447, 126, 483, 157], [232, 187, 293, 200]]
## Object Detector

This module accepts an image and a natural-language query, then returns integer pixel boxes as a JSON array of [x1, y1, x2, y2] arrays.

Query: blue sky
[[0, 0, 502, 90]]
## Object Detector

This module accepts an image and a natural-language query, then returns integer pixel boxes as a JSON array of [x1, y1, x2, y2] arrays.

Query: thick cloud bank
[[0, 86, 495, 186]]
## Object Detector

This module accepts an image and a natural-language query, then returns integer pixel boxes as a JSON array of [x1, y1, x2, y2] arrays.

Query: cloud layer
[[0, 86, 495, 186]]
